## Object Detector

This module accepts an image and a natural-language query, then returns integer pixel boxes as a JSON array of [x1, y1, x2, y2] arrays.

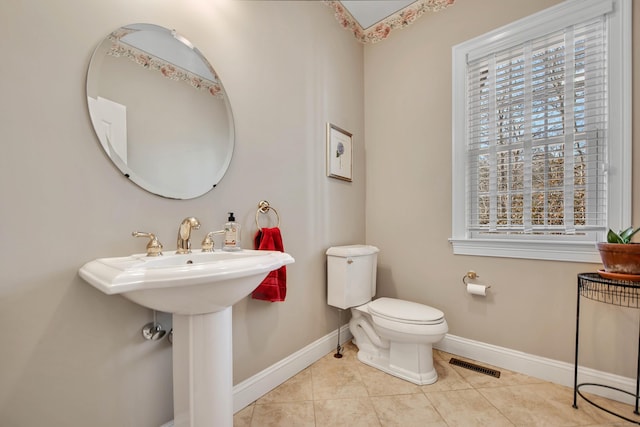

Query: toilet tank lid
[[326, 245, 380, 257]]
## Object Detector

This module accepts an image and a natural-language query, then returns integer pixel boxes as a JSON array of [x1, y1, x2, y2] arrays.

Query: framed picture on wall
[[326, 123, 353, 182]]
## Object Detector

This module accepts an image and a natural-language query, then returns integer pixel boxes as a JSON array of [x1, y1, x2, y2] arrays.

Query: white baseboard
[[435, 334, 637, 405], [232, 325, 353, 413]]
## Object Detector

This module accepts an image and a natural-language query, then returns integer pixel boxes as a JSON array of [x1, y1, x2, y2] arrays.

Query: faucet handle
[[201, 230, 225, 252], [132, 231, 164, 257]]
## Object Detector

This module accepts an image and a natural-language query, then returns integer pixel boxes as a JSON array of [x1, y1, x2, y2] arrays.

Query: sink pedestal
[[172, 307, 233, 427]]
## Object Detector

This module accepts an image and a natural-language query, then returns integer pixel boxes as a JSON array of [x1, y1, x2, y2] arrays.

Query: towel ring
[[255, 200, 280, 230]]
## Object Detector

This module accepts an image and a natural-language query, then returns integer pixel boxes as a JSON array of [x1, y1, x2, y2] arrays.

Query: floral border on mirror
[[325, 0, 455, 44], [107, 27, 224, 98]]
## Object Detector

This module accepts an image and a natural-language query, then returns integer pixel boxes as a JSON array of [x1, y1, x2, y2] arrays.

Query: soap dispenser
[[223, 212, 241, 251]]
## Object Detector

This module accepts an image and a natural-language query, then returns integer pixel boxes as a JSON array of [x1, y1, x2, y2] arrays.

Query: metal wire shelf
[[578, 273, 640, 308]]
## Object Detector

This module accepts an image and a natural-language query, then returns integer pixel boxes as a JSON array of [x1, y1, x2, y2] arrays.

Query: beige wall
[[365, 0, 639, 377], [2, 0, 637, 425], [0, 1, 364, 426]]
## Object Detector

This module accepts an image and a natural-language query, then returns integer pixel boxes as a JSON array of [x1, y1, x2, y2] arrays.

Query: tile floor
[[234, 341, 640, 426]]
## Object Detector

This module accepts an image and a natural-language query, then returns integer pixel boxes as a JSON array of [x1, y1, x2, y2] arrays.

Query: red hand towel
[[251, 227, 287, 302]]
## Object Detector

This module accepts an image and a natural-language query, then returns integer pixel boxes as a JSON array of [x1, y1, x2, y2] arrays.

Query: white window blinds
[[466, 17, 607, 237]]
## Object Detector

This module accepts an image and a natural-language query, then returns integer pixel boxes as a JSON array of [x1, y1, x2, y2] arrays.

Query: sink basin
[[79, 249, 294, 315], [80, 248, 294, 427]]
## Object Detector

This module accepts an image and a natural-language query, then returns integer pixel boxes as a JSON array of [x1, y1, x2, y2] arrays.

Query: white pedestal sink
[[79, 249, 294, 426]]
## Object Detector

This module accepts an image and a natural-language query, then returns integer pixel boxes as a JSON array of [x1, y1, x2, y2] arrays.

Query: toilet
[[326, 245, 448, 385]]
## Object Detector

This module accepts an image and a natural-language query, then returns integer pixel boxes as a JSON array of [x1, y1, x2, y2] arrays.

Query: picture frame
[[326, 123, 353, 182]]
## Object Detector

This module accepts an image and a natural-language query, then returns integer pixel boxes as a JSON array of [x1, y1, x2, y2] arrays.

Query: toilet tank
[[326, 245, 380, 310]]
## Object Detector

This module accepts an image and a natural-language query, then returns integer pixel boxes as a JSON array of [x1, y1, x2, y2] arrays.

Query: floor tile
[[314, 397, 381, 426], [575, 389, 640, 425], [250, 401, 315, 427], [257, 368, 313, 404], [235, 342, 637, 427], [233, 404, 253, 427], [425, 388, 515, 426], [311, 352, 369, 400], [371, 393, 447, 426], [433, 349, 448, 361], [478, 382, 604, 426]]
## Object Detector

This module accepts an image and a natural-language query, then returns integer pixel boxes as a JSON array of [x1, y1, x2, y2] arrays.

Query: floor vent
[[449, 358, 501, 378]]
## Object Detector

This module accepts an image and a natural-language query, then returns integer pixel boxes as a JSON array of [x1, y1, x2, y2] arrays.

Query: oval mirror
[[86, 23, 234, 199]]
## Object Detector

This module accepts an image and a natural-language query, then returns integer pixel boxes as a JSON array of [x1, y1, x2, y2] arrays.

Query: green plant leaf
[[625, 227, 640, 243], [607, 227, 640, 243], [620, 227, 635, 242], [607, 229, 624, 243]]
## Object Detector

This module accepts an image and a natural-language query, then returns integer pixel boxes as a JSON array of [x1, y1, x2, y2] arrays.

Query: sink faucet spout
[[177, 217, 200, 254]]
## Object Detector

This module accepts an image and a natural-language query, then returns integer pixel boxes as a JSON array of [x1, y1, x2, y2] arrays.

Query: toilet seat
[[368, 297, 444, 325]]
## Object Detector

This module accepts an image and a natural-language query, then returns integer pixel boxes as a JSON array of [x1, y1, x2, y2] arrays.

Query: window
[[451, 0, 631, 262]]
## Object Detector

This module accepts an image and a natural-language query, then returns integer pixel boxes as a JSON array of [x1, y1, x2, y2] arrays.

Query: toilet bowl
[[350, 298, 448, 385], [326, 245, 448, 385]]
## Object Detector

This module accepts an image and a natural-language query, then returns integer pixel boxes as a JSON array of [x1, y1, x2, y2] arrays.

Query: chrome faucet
[[177, 217, 200, 254]]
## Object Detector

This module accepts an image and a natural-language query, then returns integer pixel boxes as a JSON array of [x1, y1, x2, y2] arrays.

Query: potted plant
[[597, 227, 640, 275]]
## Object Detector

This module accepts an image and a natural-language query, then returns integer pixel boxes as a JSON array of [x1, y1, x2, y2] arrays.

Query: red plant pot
[[597, 242, 640, 275]]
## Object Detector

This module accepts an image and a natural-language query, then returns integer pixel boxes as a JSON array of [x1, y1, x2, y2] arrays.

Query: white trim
[[232, 325, 353, 413], [435, 334, 637, 405], [465, 0, 613, 62], [451, 0, 632, 262], [607, 0, 633, 230], [449, 238, 601, 263]]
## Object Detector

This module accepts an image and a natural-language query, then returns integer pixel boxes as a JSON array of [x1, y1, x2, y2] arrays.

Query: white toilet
[[326, 245, 448, 385]]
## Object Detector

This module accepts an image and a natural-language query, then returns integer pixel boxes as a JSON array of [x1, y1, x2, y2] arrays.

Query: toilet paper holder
[[462, 271, 491, 288]]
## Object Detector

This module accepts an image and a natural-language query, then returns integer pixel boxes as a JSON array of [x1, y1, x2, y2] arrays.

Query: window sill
[[449, 238, 601, 263]]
